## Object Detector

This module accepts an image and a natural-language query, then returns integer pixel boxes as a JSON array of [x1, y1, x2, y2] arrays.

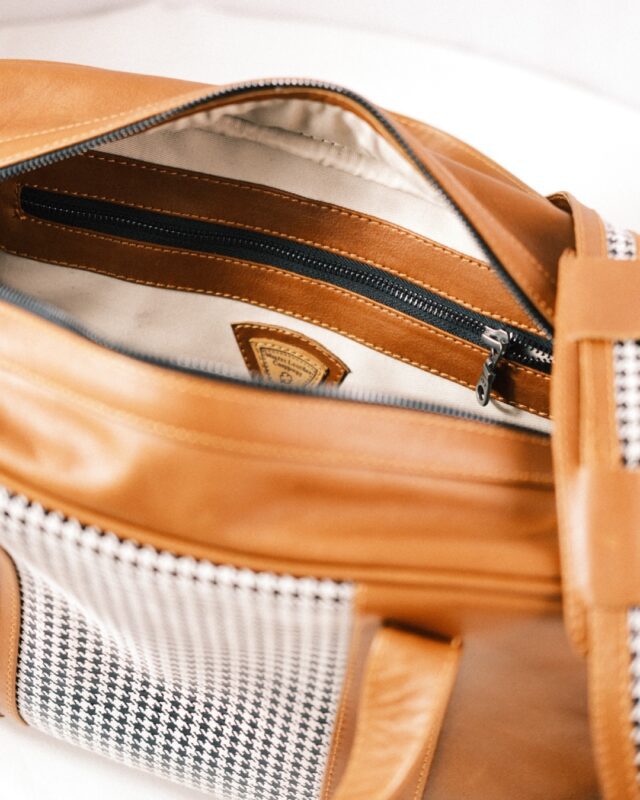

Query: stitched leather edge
[[0, 546, 23, 724]]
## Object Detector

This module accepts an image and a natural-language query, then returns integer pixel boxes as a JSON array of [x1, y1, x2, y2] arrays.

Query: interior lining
[[99, 98, 487, 261]]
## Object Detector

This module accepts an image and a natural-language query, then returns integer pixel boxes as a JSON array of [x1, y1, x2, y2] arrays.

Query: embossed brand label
[[232, 323, 349, 388]]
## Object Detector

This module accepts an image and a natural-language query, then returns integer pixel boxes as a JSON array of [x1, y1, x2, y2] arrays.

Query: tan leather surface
[[0, 546, 22, 723], [15, 149, 541, 334], [0, 298, 556, 590], [551, 199, 608, 655], [552, 196, 640, 799], [0, 59, 612, 799], [0, 155, 552, 416], [0, 60, 211, 169], [588, 609, 640, 800], [426, 613, 598, 800], [556, 255, 640, 339], [396, 127, 574, 328], [331, 627, 460, 800]]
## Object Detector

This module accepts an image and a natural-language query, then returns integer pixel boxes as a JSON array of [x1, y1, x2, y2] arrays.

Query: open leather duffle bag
[[0, 60, 638, 800]]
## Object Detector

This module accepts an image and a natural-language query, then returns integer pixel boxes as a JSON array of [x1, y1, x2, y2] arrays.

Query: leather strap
[[553, 194, 640, 798], [330, 627, 460, 800]]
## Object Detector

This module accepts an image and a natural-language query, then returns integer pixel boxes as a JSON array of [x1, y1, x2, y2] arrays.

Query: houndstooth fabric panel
[[0, 487, 354, 799], [629, 609, 640, 765], [605, 223, 640, 770], [606, 222, 638, 262], [609, 224, 639, 467]]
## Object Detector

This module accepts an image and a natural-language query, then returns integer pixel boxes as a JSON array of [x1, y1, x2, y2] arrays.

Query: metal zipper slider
[[475, 327, 510, 406]]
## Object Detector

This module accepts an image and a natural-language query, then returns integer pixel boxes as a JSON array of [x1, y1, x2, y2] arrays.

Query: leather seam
[[0, 86, 211, 151], [393, 114, 537, 196], [22, 177, 541, 335], [7, 212, 551, 416], [617, 612, 639, 797], [412, 645, 458, 800], [83, 152, 496, 272], [440, 182, 556, 320], [0, 352, 553, 483], [233, 323, 347, 375], [321, 590, 367, 800], [2, 551, 20, 722]]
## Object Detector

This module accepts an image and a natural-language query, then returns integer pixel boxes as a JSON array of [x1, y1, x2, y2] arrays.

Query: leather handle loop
[[330, 627, 460, 800]]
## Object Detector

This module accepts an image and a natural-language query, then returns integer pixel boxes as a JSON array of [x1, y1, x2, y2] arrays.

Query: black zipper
[[19, 186, 553, 377], [0, 78, 552, 336]]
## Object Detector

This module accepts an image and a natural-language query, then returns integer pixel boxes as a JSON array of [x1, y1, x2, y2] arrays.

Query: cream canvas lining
[[0, 97, 549, 432], [99, 98, 487, 261]]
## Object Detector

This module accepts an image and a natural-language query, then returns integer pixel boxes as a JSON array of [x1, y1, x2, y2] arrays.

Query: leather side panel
[[0, 546, 22, 723], [330, 628, 460, 800], [0, 60, 210, 169]]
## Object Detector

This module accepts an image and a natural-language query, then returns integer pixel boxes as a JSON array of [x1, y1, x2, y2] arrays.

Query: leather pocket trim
[[19, 150, 541, 334], [0, 546, 23, 723], [0, 204, 550, 417]]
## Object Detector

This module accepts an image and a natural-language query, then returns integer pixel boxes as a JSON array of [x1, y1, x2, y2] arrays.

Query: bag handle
[[329, 626, 460, 800], [553, 194, 640, 798]]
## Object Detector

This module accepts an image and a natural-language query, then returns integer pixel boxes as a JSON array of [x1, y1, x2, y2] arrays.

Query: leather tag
[[232, 323, 349, 388]]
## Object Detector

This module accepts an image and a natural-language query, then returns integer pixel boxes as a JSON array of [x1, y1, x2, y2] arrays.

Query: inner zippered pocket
[[19, 186, 552, 389], [20, 187, 552, 376]]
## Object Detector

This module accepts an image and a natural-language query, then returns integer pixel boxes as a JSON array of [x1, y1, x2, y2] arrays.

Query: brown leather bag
[[0, 60, 637, 800]]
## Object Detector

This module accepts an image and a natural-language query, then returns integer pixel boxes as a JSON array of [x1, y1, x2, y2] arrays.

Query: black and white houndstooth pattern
[[606, 222, 637, 262], [0, 487, 354, 798], [605, 223, 640, 769], [609, 224, 639, 468]]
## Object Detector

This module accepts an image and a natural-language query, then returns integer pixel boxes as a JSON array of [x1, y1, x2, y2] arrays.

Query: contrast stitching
[[2, 553, 19, 721], [0, 85, 211, 153], [24, 177, 542, 335], [24, 181, 542, 334], [0, 352, 552, 483], [233, 323, 346, 374], [84, 153, 495, 271], [9, 208, 551, 392], [412, 646, 458, 800], [321, 613, 364, 800]]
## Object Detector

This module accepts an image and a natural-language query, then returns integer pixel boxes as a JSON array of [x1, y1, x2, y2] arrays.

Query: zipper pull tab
[[475, 327, 510, 406]]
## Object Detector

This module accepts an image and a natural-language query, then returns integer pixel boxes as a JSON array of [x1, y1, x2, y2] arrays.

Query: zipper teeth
[[0, 282, 546, 436], [0, 77, 553, 336], [21, 193, 553, 371]]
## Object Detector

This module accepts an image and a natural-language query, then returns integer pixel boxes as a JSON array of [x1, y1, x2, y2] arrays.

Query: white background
[[1, 2, 639, 798]]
